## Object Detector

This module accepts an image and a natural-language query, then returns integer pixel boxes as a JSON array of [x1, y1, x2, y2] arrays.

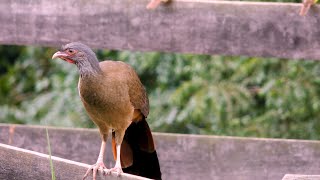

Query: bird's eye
[[66, 49, 77, 55]]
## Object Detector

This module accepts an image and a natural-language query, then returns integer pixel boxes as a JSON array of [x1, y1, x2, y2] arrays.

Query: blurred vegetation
[[1, 45, 320, 140]]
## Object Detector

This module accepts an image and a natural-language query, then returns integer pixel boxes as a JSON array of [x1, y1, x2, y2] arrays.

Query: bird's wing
[[99, 60, 149, 118], [125, 63, 149, 118]]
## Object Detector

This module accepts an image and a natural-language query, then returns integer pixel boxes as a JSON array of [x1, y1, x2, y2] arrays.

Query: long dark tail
[[112, 118, 162, 180]]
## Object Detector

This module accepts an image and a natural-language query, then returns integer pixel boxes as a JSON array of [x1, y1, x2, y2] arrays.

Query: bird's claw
[[83, 162, 108, 180], [105, 166, 123, 177]]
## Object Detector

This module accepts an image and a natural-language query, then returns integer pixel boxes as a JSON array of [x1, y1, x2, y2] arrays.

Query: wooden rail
[[1, 124, 320, 180], [0, 143, 150, 180], [1, 0, 320, 60], [282, 174, 320, 180]]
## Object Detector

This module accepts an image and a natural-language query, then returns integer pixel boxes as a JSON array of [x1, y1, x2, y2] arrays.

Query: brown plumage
[[52, 42, 161, 180]]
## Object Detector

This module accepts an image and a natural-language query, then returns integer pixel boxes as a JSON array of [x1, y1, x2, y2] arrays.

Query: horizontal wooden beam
[[1, 124, 320, 180], [282, 174, 320, 180], [1, 0, 320, 60], [0, 143, 150, 180]]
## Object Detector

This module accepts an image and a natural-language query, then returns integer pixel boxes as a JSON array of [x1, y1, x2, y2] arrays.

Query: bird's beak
[[52, 51, 67, 60], [52, 51, 76, 64]]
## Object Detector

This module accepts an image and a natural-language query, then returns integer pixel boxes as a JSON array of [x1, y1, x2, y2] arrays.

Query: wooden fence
[[1, 0, 320, 60], [0, 143, 150, 180], [1, 0, 320, 179], [1, 124, 320, 180]]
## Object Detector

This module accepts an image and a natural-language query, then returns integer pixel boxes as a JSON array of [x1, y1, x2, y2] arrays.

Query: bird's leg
[[146, 0, 169, 10], [107, 129, 125, 176], [83, 133, 108, 180], [300, 0, 316, 16]]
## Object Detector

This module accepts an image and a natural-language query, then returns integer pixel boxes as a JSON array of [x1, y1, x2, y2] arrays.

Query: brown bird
[[147, 0, 169, 10], [52, 42, 161, 180]]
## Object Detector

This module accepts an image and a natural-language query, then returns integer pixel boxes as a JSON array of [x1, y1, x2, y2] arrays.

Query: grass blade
[[45, 127, 56, 180]]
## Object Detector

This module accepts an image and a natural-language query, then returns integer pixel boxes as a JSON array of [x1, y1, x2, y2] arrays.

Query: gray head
[[52, 42, 101, 76]]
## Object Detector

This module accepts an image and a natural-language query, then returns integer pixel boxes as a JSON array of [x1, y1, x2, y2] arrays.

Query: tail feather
[[112, 118, 162, 180]]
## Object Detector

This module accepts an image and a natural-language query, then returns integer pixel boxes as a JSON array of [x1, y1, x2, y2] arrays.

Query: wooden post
[[1, 0, 320, 60]]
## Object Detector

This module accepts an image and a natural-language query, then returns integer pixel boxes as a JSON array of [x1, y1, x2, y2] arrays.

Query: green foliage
[[1, 45, 320, 140], [0, 46, 92, 127]]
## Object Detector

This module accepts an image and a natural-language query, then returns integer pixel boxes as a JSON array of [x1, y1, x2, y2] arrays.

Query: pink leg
[[106, 130, 125, 176], [146, 0, 169, 10], [83, 134, 108, 180]]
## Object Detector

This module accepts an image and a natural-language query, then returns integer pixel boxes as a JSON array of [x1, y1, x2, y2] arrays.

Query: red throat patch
[[60, 56, 75, 64], [66, 59, 75, 64]]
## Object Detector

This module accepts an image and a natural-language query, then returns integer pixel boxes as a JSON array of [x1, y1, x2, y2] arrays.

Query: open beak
[[52, 51, 75, 64]]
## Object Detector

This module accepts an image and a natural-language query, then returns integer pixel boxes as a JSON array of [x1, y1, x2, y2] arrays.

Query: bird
[[52, 42, 162, 180], [300, 0, 317, 16], [147, 0, 169, 10]]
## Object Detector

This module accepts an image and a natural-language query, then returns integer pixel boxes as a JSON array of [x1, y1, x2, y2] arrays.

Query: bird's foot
[[105, 166, 123, 177], [83, 161, 108, 180]]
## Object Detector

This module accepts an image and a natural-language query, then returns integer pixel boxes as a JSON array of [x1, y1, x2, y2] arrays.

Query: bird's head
[[52, 42, 101, 75], [52, 42, 97, 64]]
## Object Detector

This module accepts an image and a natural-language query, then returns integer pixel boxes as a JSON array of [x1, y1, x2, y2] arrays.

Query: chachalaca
[[52, 42, 161, 180]]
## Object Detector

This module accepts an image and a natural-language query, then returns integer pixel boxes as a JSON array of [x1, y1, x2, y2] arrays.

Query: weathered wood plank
[[0, 143, 150, 180], [0, 124, 106, 166], [282, 174, 320, 180], [1, 124, 320, 180], [1, 0, 320, 60]]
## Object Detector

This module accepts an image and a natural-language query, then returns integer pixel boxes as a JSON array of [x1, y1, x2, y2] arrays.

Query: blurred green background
[[1, 44, 320, 140]]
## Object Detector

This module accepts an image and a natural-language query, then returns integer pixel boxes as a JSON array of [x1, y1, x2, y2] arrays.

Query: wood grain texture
[[282, 174, 320, 180], [0, 143, 151, 180], [1, 124, 320, 180], [1, 0, 320, 59]]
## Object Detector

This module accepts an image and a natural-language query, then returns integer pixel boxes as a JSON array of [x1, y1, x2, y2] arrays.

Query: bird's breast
[[79, 80, 125, 109], [78, 76, 134, 129]]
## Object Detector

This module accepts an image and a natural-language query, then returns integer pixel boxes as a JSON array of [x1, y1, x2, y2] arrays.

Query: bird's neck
[[77, 58, 102, 78]]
